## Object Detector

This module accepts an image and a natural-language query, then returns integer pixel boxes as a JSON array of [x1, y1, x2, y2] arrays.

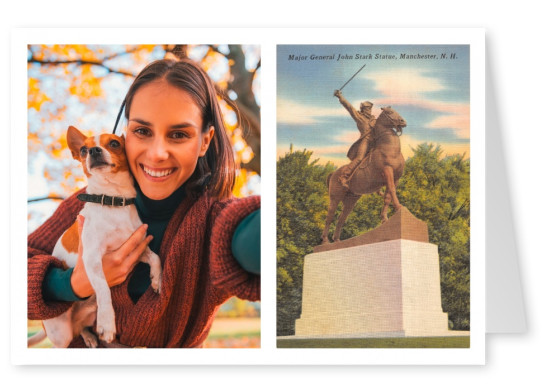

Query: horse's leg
[[332, 194, 361, 242], [380, 190, 392, 222], [382, 165, 402, 211], [321, 196, 339, 244]]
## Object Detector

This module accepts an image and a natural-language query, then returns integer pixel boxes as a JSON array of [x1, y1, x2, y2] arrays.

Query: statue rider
[[334, 89, 376, 189]]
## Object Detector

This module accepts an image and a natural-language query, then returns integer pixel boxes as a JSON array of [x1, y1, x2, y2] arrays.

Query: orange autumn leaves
[[28, 44, 259, 207], [28, 77, 51, 111], [68, 64, 103, 99]]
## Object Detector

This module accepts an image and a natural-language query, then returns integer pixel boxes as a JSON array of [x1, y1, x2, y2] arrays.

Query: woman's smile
[[125, 80, 213, 200], [140, 164, 177, 180]]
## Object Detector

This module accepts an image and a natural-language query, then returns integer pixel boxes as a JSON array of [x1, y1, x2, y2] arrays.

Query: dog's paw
[[151, 272, 162, 294], [146, 252, 162, 294], [81, 329, 98, 348], [96, 309, 116, 343], [97, 326, 116, 343]]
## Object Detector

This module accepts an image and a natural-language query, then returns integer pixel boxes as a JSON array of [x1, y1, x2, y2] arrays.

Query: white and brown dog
[[29, 126, 161, 348]]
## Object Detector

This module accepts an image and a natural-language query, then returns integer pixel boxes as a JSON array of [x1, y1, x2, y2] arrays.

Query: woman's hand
[[70, 215, 153, 298]]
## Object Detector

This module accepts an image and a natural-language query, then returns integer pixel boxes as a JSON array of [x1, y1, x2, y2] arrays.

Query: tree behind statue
[[276, 143, 470, 335]]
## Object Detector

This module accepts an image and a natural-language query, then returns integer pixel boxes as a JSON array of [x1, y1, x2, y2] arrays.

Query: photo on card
[[276, 44, 473, 348], [25, 44, 261, 350]]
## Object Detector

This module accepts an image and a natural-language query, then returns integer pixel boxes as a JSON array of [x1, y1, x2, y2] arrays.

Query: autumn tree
[[27, 44, 260, 230]]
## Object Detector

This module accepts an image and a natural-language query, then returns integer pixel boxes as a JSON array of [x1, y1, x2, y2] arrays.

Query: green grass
[[27, 329, 53, 348], [277, 336, 470, 349], [206, 330, 261, 340]]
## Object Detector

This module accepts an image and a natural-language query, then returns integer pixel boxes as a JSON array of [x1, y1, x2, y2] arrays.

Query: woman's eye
[[109, 140, 120, 148], [170, 131, 189, 139], [80, 146, 87, 157], [133, 127, 150, 137]]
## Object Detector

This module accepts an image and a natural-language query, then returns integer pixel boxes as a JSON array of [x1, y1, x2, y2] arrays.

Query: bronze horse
[[321, 106, 407, 243]]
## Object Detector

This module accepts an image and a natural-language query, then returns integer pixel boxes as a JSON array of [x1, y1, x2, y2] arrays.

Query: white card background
[[10, 27, 486, 366]]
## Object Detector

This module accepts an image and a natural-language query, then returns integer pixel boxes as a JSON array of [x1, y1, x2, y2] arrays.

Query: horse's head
[[376, 106, 407, 136]]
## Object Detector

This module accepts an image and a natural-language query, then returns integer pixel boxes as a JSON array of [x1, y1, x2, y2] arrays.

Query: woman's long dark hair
[[122, 59, 236, 199]]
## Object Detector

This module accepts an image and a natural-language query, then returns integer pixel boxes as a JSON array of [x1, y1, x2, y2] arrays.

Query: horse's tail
[[326, 172, 333, 187]]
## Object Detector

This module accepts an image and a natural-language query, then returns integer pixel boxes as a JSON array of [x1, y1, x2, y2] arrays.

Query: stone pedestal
[[295, 208, 450, 337]]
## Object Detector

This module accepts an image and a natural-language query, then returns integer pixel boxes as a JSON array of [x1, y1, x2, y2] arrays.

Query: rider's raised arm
[[334, 90, 361, 122]]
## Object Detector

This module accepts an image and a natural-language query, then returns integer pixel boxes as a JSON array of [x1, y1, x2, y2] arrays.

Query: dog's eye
[[80, 146, 87, 157], [109, 140, 121, 149]]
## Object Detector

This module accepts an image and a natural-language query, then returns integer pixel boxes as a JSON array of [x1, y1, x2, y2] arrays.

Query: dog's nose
[[89, 147, 102, 157]]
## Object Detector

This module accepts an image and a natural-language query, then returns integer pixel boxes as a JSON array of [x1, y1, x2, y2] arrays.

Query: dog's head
[[67, 126, 129, 178]]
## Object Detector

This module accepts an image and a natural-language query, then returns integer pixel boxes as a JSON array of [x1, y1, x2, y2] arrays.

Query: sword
[[338, 64, 366, 91]]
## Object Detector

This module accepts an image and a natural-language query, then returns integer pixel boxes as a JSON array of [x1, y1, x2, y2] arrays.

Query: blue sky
[[277, 44, 470, 165]]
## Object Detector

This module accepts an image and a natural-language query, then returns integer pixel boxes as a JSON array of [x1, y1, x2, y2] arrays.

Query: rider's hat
[[360, 101, 373, 110]]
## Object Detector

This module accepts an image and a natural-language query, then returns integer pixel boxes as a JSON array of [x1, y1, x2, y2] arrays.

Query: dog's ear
[[67, 126, 86, 161]]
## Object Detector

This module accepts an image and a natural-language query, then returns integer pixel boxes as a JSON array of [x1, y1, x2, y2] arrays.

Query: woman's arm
[[231, 209, 260, 274], [42, 267, 81, 302], [28, 190, 85, 319], [209, 195, 261, 302]]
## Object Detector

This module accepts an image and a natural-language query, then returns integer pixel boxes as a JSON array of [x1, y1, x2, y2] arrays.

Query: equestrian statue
[[321, 88, 407, 244]]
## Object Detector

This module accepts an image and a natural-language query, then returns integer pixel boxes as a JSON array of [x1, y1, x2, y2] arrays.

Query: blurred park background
[[27, 44, 261, 348]]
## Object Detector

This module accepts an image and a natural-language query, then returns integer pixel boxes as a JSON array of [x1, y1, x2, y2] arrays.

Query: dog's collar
[[77, 193, 136, 207]]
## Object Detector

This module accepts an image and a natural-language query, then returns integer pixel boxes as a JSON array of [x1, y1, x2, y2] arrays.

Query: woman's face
[[125, 80, 214, 200]]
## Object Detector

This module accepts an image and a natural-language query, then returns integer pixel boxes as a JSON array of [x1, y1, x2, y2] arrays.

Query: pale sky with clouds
[[277, 44, 470, 166]]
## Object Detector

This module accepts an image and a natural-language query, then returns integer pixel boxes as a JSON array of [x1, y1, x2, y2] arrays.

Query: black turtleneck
[[127, 183, 187, 302]]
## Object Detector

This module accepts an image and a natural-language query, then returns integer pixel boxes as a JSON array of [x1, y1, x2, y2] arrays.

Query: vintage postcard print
[[276, 39, 484, 362]]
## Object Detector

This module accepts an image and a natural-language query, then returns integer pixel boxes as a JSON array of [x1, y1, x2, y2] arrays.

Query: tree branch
[[253, 59, 261, 75], [27, 46, 146, 77], [449, 199, 469, 220], [164, 44, 189, 60], [28, 57, 136, 77], [28, 196, 65, 203], [225, 45, 261, 174]]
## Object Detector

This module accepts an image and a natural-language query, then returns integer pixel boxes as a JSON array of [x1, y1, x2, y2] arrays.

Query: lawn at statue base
[[277, 334, 470, 348]]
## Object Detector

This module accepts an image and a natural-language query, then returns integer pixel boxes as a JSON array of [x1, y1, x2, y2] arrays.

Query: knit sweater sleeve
[[28, 189, 85, 320], [209, 195, 260, 302]]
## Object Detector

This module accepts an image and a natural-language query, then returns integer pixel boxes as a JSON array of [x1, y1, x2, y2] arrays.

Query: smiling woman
[[123, 59, 237, 200], [125, 80, 214, 200], [27, 57, 261, 349]]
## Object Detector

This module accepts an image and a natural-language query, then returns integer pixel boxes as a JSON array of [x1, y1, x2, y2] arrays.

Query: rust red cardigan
[[28, 189, 260, 348]]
